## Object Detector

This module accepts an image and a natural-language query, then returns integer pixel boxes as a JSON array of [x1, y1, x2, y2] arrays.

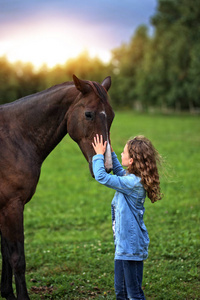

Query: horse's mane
[[38, 81, 74, 95], [24, 81, 74, 100], [1, 82, 74, 108]]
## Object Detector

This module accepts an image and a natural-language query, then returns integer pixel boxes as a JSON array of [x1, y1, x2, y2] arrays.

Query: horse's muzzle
[[104, 141, 113, 173], [105, 167, 112, 174]]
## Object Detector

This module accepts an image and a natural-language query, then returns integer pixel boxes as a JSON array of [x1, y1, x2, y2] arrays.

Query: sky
[[0, 0, 157, 69]]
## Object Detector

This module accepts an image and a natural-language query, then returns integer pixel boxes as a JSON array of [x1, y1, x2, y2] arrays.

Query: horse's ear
[[101, 76, 111, 91], [73, 74, 91, 95]]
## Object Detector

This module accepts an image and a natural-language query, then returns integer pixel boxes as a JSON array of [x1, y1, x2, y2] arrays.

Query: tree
[[110, 25, 150, 109], [150, 0, 200, 110]]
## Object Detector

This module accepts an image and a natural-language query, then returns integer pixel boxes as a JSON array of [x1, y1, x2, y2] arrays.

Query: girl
[[92, 134, 162, 300]]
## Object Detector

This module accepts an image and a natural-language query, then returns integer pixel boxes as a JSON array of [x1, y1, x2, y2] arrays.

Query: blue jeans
[[114, 260, 146, 300]]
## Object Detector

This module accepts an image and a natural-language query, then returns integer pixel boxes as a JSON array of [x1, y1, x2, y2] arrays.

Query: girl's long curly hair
[[127, 135, 162, 203]]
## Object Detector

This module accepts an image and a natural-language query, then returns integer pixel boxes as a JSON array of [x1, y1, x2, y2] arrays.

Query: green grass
[[1, 112, 200, 299]]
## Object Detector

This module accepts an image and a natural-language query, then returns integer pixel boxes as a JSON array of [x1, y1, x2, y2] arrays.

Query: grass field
[[1, 112, 199, 299]]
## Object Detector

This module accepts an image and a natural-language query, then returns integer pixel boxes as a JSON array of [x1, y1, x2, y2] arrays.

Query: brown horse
[[0, 75, 114, 300]]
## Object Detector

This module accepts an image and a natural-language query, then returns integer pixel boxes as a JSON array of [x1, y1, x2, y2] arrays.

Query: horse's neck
[[8, 83, 78, 161]]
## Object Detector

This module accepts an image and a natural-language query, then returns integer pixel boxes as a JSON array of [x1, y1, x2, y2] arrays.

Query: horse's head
[[67, 75, 115, 177]]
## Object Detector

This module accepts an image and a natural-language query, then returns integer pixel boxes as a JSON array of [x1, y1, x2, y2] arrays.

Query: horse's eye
[[85, 111, 94, 120]]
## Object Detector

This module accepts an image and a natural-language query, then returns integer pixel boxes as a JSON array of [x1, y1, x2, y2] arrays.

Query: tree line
[[0, 0, 199, 112]]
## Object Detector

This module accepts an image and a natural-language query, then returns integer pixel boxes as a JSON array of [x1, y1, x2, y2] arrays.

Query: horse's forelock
[[87, 81, 108, 103]]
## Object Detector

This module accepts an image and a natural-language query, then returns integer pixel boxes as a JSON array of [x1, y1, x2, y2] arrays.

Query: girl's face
[[121, 144, 133, 167]]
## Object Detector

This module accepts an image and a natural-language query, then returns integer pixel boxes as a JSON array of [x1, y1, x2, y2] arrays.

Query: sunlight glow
[[0, 20, 111, 69]]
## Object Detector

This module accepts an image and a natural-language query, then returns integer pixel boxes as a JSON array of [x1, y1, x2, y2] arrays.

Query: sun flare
[[0, 21, 111, 69]]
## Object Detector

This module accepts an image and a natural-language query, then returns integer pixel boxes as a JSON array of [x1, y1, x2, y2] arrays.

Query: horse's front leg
[[1, 234, 16, 300], [12, 240, 29, 300], [0, 200, 30, 300]]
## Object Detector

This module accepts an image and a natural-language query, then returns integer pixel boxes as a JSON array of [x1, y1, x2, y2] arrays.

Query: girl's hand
[[92, 134, 107, 155]]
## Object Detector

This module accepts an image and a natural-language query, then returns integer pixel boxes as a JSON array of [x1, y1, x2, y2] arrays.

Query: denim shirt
[[92, 152, 149, 261]]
